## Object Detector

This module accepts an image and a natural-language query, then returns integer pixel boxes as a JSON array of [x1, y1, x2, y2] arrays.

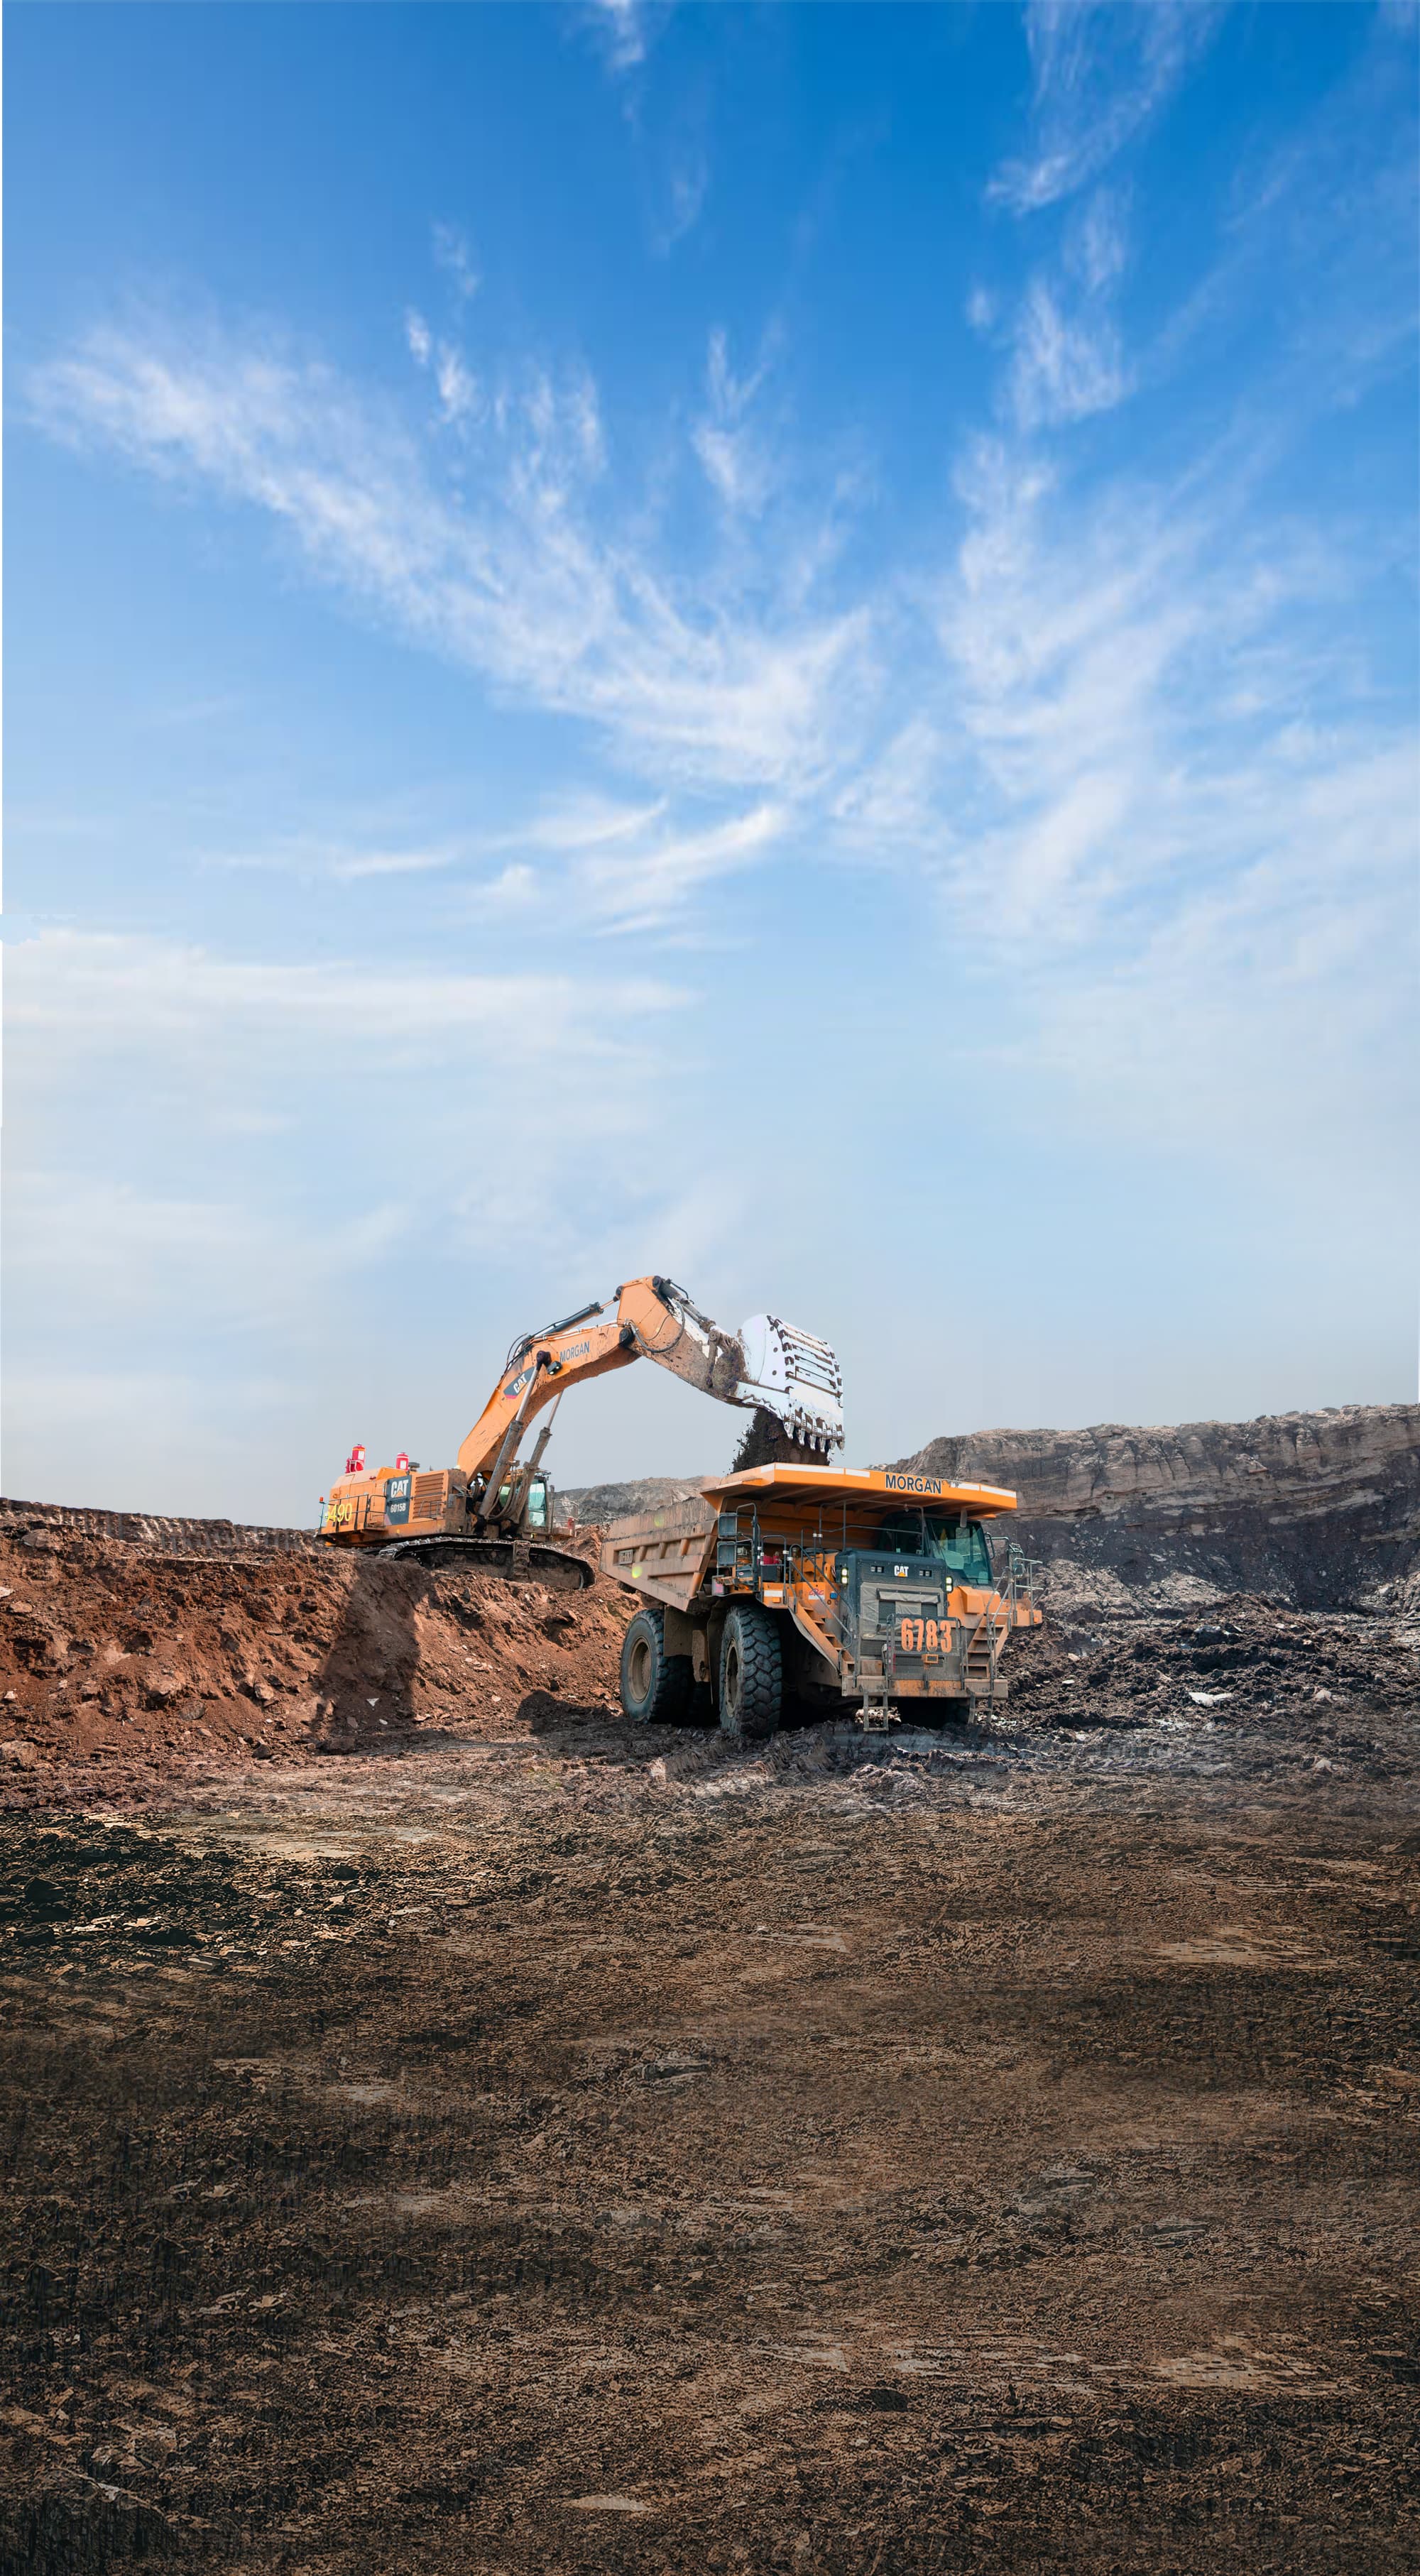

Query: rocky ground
[[1, 1510, 1418, 2572]]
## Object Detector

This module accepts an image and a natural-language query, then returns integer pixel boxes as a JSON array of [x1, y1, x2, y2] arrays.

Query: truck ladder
[[961, 1545, 1043, 1696]]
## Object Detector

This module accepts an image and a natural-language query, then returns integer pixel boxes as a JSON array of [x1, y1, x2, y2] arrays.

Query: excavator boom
[[454, 1275, 842, 1490]]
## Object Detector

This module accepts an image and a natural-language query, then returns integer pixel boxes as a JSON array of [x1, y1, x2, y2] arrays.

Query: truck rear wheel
[[718, 1602, 782, 1742], [620, 1606, 694, 1726]]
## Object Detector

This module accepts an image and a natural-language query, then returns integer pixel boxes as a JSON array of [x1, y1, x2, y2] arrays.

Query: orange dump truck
[[603, 1462, 1042, 1739]]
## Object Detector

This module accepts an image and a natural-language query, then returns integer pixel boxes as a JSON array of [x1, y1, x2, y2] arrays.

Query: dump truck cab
[[604, 1464, 1043, 1737]]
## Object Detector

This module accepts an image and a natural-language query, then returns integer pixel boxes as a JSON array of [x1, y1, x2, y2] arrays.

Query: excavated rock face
[[560, 1474, 708, 1526], [894, 1404, 1420, 1616]]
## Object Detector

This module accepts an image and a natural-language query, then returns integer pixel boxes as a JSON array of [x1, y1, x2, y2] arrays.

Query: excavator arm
[[456, 1276, 843, 1509]]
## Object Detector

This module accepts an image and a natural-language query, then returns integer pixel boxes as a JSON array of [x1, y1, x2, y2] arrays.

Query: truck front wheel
[[718, 1603, 782, 1742], [620, 1606, 694, 1726]]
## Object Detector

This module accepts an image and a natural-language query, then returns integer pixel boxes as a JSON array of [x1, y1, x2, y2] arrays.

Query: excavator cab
[[495, 1473, 556, 1533]]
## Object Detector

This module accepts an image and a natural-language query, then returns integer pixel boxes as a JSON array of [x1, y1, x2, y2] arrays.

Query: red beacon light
[[344, 1442, 366, 1476], [394, 1452, 410, 1474]]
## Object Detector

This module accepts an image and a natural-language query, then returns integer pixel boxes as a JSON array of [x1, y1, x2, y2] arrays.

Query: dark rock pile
[[1005, 1593, 1419, 1734]]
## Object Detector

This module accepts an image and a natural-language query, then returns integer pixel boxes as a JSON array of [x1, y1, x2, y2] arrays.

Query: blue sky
[[6, 1, 1417, 1521]]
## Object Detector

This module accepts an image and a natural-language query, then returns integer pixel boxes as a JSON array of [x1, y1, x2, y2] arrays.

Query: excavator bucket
[[733, 1315, 844, 1455], [621, 1280, 844, 1455]]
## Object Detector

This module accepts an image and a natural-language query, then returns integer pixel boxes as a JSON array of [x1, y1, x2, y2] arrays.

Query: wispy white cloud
[[464, 788, 786, 930], [584, 0, 652, 75], [1010, 273, 1128, 430], [659, 149, 709, 251], [434, 343, 479, 427], [692, 325, 775, 515], [463, 860, 542, 914], [329, 848, 455, 882], [1066, 189, 1129, 295], [211, 835, 459, 882], [990, 1, 1223, 215], [571, 799, 785, 931], [911, 410, 1419, 1189], [831, 715, 946, 850], [30, 320, 870, 799], [1026, 735, 1418, 1186], [406, 308, 483, 426], [1008, 190, 1131, 430], [432, 221, 479, 302], [9, 926, 682, 1045], [518, 791, 669, 854], [6, 929, 700, 1361]]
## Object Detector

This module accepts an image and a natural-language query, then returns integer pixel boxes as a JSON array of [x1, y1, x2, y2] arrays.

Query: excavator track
[[375, 1536, 595, 1591]]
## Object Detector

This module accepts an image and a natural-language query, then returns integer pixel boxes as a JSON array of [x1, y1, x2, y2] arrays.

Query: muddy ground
[[1, 1526, 1419, 2572]]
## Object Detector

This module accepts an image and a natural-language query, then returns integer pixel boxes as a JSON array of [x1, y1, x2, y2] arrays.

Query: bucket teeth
[[732, 1311, 846, 1454]]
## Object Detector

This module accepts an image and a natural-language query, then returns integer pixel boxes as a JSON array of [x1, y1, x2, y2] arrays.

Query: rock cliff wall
[[892, 1404, 1420, 1616], [560, 1474, 708, 1527]]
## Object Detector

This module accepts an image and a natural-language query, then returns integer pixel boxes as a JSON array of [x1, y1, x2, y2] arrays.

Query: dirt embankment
[[0, 1512, 629, 1804]]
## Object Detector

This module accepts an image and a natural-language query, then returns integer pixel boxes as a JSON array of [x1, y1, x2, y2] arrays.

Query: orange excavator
[[316, 1275, 844, 1589]]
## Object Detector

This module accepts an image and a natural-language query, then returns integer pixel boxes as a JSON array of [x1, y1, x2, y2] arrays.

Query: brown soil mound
[[0, 1516, 630, 1805]]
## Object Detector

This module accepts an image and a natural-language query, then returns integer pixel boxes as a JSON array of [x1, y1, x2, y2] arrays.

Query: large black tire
[[620, 1606, 694, 1726], [718, 1602, 782, 1742]]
